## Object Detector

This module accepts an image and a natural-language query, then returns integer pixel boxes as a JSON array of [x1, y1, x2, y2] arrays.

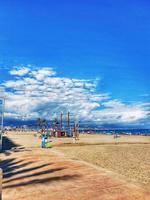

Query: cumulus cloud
[[31, 67, 56, 80], [10, 67, 30, 76], [1, 66, 150, 125], [94, 100, 149, 123]]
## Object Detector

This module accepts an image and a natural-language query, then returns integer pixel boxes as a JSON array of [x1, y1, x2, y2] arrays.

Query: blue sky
[[0, 0, 150, 127]]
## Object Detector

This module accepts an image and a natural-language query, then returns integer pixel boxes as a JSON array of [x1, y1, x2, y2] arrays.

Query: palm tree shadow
[[1, 136, 81, 191], [2, 136, 19, 151], [3, 174, 80, 189], [1, 157, 81, 190]]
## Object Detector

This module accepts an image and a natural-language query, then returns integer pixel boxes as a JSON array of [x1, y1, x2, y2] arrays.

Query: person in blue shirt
[[41, 135, 47, 148]]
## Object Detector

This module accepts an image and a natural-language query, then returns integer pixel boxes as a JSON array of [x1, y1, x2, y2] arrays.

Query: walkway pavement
[[1, 135, 150, 200]]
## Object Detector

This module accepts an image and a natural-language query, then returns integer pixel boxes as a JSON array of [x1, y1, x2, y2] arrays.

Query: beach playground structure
[[37, 112, 80, 142]]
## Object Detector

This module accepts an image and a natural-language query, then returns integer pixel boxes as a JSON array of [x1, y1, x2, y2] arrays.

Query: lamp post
[[60, 112, 63, 129], [0, 97, 5, 152]]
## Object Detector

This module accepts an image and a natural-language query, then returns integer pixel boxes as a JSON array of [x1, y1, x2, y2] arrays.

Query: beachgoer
[[41, 135, 46, 148]]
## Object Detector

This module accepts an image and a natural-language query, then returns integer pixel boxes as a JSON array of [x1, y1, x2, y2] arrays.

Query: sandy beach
[[1, 131, 150, 199], [3, 131, 150, 190], [1, 1, 150, 199], [55, 143, 150, 191]]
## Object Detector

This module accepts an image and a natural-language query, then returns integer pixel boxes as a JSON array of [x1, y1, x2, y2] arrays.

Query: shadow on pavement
[[2, 136, 19, 151], [1, 155, 80, 190], [3, 174, 80, 189], [1, 136, 81, 191]]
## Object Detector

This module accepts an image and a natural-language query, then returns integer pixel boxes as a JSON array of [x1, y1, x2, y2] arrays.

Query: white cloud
[[93, 101, 149, 123], [1, 66, 150, 125], [10, 67, 30, 76], [31, 68, 56, 81], [3, 80, 26, 89]]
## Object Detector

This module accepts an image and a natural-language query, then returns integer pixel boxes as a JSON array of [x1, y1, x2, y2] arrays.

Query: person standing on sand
[[73, 123, 79, 143], [41, 135, 46, 148]]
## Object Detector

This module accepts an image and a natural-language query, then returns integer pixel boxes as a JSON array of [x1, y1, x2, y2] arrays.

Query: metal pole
[[67, 112, 70, 128], [0, 97, 4, 152], [60, 112, 63, 129], [1, 98, 4, 131]]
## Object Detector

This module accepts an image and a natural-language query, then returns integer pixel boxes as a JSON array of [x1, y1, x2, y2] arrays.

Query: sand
[[55, 144, 150, 191], [5, 132, 150, 147], [1, 131, 150, 199]]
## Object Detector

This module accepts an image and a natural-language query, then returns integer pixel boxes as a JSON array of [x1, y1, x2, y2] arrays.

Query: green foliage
[[37, 118, 48, 131]]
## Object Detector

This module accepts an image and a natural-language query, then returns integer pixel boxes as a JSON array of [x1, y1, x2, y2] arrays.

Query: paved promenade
[[1, 135, 150, 200]]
